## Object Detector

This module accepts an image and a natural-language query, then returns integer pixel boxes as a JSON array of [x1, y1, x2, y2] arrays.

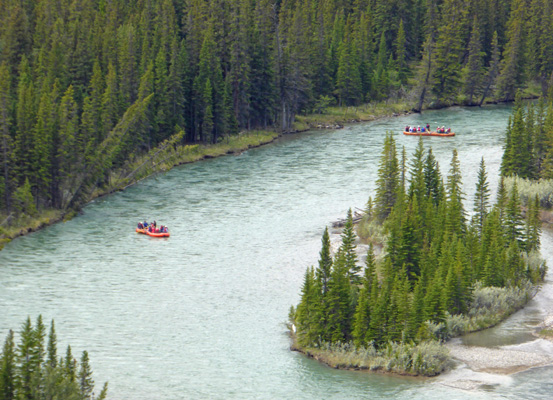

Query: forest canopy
[[2, 0, 553, 215]]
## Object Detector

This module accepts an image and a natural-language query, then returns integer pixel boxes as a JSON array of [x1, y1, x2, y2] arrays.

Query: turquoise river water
[[1, 104, 553, 399]]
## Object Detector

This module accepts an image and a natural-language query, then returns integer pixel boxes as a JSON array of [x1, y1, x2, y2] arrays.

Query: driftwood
[[332, 209, 366, 228]]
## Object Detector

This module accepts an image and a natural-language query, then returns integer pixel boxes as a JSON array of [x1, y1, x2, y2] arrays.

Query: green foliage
[[12, 178, 37, 217], [374, 133, 399, 221], [2, 0, 553, 216], [0, 317, 107, 400], [296, 340, 453, 377], [291, 137, 546, 372]]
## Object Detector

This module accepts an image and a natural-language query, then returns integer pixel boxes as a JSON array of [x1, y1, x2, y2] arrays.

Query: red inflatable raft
[[136, 228, 170, 238], [403, 130, 455, 137]]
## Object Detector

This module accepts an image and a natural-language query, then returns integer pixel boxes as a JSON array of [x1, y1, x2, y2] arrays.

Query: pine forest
[[2, 0, 553, 218]]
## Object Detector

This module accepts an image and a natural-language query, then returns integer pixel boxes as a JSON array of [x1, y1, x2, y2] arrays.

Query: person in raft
[[426, 123, 430, 131], [138, 222, 144, 229]]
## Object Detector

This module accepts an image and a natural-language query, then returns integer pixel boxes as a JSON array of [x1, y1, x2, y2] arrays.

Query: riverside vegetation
[[2, 0, 553, 243], [0, 316, 107, 400], [288, 131, 546, 376]]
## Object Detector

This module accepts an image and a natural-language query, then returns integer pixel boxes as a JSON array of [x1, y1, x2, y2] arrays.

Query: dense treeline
[[0, 316, 107, 400], [290, 135, 544, 350], [1, 0, 553, 216], [501, 94, 553, 181]]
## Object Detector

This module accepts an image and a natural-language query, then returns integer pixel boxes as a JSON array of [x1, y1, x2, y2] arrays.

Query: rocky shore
[[446, 340, 553, 374]]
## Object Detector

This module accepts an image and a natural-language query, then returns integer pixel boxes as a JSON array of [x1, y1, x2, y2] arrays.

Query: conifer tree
[[46, 320, 57, 369], [408, 137, 426, 204], [431, 0, 466, 106], [374, 133, 399, 220], [341, 209, 360, 284], [423, 148, 443, 207], [505, 181, 523, 244], [0, 62, 13, 212], [316, 227, 333, 296], [64, 346, 76, 383], [445, 149, 466, 236], [496, 0, 526, 101], [463, 17, 485, 105], [17, 317, 36, 400], [524, 194, 541, 252], [479, 31, 501, 106], [78, 351, 94, 400], [326, 250, 353, 343], [0, 330, 16, 400], [394, 19, 408, 85], [473, 158, 490, 235], [352, 247, 374, 346], [335, 28, 362, 105]]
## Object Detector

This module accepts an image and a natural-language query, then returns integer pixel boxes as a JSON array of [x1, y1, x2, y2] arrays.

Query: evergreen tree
[[463, 17, 485, 105], [46, 320, 57, 369], [16, 317, 35, 400], [394, 19, 408, 85], [423, 148, 443, 207], [473, 158, 491, 235], [341, 209, 360, 284], [431, 0, 466, 106], [326, 250, 353, 342], [496, 0, 527, 101], [524, 194, 541, 252], [0, 62, 13, 212], [0, 330, 16, 400], [505, 181, 523, 244], [316, 227, 333, 296], [445, 149, 466, 236], [479, 31, 501, 106], [78, 351, 94, 400], [335, 27, 362, 106], [374, 133, 399, 220]]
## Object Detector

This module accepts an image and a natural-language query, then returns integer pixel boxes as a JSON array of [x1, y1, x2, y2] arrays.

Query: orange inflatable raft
[[136, 228, 170, 238], [403, 130, 455, 137]]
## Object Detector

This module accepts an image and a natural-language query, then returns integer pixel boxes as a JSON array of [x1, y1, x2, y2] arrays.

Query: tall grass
[[445, 280, 535, 337], [293, 100, 413, 131], [504, 176, 553, 208], [297, 340, 452, 376]]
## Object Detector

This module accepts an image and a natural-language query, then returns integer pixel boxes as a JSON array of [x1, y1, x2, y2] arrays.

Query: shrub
[[504, 176, 553, 208], [12, 178, 37, 217], [301, 340, 452, 376]]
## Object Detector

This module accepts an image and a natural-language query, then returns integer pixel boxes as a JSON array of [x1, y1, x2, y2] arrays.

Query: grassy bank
[[293, 100, 413, 132], [94, 129, 281, 199], [0, 209, 64, 251], [291, 337, 452, 377], [0, 130, 280, 251], [290, 280, 539, 377]]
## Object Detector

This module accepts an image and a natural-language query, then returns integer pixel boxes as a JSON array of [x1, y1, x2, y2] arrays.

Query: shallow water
[[1, 104, 552, 399]]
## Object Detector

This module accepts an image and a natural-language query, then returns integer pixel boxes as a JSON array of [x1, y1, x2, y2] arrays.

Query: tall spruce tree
[[473, 158, 491, 235], [374, 133, 399, 220]]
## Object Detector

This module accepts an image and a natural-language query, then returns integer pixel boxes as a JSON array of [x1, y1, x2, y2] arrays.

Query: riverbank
[[1, 98, 417, 251], [0, 130, 281, 251]]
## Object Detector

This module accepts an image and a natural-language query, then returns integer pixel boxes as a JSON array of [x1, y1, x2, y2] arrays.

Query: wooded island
[[289, 97, 553, 375]]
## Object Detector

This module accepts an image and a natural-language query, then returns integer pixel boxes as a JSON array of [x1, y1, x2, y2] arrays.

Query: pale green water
[[1, 104, 552, 399]]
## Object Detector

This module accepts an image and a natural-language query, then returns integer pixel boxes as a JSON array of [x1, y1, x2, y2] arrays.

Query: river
[[1, 104, 552, 399]]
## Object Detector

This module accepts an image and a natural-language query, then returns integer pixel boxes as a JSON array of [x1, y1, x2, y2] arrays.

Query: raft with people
[[403, 124, 455, 137], [136, 221, 170, 238]]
